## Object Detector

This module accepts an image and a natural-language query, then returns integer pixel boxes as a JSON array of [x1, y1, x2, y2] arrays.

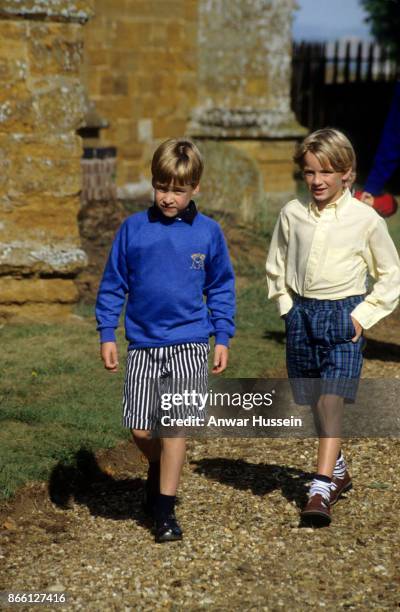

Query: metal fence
[[291, 40, 400, 186]]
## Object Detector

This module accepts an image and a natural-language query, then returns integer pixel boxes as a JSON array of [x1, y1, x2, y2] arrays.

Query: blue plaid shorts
[[285, 294, 366, 404]]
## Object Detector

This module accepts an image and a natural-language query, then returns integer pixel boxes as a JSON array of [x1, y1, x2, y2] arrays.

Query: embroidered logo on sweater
[[191, 253, 206, 270]]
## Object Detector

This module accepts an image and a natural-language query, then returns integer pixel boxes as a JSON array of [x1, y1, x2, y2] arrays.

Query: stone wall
[[83, 0, 304, 207], [0, 0, 93, 322], [83, 0, 199, 186]]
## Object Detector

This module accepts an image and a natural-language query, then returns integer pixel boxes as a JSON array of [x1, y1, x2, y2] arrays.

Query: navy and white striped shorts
[[285, 295, 365, 404], [123, 343, 209, 430]]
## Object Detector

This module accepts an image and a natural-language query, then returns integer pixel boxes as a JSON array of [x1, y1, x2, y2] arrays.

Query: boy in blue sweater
[[96, 138, 235, 542]]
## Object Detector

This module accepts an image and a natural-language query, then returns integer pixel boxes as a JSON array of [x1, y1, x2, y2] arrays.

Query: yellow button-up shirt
[[266, 189, 400, 329]]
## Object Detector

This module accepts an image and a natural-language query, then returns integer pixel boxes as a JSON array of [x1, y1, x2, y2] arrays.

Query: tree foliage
[[361, 0, 400, 58]]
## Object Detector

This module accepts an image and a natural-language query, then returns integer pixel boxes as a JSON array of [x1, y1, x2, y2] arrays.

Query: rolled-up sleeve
[[266, 211, 293, 316], [351, 217, 400, 328]]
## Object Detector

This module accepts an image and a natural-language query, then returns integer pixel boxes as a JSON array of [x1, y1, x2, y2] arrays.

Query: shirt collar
[[148, 200, 198, 225], [308, 188, 351, 219]]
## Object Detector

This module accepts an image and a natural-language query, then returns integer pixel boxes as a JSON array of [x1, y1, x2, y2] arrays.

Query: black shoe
[[154, 514, 183, 543]]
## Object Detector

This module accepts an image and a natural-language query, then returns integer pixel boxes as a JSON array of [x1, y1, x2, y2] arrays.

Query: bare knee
[[131, 428, 153, 441], [317, 395, 344, 412]]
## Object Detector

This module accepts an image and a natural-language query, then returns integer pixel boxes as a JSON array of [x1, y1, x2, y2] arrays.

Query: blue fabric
[[95, 207, 235, 349], [365, 81, 400, 195], [285, 295, 365, 404]]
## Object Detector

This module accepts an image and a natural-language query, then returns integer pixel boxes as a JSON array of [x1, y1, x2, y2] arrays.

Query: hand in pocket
[[350, 316, 363, 343]]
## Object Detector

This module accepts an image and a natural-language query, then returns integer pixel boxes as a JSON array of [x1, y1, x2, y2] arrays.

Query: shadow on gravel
[[363, 338, 400, 362], [191, 458, 312, 509], [48, 448, 152, 531]]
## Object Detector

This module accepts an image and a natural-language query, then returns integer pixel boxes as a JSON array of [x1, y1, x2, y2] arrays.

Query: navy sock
[[146, 460, 160, 495], [154, 493, 176, 522]]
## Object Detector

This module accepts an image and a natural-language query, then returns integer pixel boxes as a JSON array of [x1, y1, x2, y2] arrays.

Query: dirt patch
[[75, 198, 127, 302], [361, 308, 400, 378], [0, 440, 144, 531]]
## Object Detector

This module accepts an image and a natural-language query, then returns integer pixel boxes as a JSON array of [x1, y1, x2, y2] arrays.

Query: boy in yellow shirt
[[266, 128, 400, 525]]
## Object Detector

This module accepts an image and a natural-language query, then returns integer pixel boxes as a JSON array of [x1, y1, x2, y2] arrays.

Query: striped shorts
[[122, 342, 209, 430], [285, 294, 365, 404]]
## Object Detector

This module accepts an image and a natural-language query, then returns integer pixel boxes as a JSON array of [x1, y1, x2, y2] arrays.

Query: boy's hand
[[212, 344, 229, 374], [360, 191, 374, 207], [351, 316, 363, 343], [100, 342, 119, 372]]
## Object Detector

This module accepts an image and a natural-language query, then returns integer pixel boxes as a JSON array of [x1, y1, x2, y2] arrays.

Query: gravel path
[[1, 436, 400, 611], [1, 314, 400, 611]]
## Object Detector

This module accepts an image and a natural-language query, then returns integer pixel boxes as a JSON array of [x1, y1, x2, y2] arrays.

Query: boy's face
[[153, 182, 199, 218], [302, 152, 351, 208]]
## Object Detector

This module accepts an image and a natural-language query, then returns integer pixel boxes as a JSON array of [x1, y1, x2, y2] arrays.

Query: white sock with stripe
[[332, 451, 347, 480]]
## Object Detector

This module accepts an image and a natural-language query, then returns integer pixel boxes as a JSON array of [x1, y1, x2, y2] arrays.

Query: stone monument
[[189, 0, 306, 206], [0, 0, 93, 321]]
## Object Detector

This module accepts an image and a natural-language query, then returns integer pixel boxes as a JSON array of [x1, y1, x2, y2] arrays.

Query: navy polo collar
[[148, 200, 198, 225]]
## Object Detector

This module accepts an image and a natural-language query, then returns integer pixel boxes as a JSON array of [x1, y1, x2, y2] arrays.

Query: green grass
[[0, 321, 131, 499], [228, 282, 285, 377]]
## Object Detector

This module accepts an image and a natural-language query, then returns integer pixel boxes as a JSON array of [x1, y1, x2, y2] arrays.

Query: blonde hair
[[294, 128, 356, 173], [151, 138, 204, 187]]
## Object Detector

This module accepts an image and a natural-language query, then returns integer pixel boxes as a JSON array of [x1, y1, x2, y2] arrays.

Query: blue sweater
[[95, 205, 235, 349]]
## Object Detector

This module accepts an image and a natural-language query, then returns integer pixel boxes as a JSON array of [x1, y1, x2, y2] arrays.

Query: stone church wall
[[83, 0, 198, 185], [0, 0, 93, 321]]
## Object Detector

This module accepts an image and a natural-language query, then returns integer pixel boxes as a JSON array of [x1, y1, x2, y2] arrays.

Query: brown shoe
[[301, 494, 331, 526], [330, 470, 352, 506]]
